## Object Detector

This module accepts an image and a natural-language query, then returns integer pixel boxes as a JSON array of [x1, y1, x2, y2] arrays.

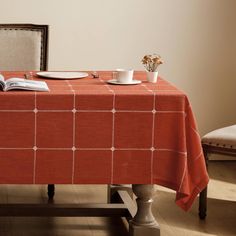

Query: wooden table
[[0, 71, 209, 236]]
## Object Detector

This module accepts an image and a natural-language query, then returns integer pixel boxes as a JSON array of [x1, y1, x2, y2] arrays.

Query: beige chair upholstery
[[199, 125, 236, 219], [0, 24, 48, 71], [202, 125, 236, 149]]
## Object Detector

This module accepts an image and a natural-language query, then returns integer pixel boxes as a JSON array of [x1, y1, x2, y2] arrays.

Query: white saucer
[[107, 79, 141, 85], [36, 71, 89, 79]]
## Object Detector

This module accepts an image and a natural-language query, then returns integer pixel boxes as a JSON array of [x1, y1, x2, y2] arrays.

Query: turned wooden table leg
[[129, 184, 160, 236]]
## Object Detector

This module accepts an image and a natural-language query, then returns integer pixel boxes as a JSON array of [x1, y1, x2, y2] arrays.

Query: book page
[[0, 74, 5, 90], [5, 78, 49, 92]]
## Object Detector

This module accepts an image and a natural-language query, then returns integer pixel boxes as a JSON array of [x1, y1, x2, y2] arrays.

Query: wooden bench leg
[[47, 184, 55, 200], [129, 184, 160, 236], [199, 147, 209, 220], [199, 186, 207, 219]]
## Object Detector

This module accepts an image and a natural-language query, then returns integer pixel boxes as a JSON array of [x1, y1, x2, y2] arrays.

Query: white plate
[[36, 72, 89, 79], [107, 79, 141, 85]]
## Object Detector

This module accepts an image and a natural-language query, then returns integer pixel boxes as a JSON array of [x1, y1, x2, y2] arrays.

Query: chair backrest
[[0, 24, 48, 71]]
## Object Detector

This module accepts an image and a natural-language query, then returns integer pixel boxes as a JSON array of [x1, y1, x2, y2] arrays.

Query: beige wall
[[0, 0, 235, 135]]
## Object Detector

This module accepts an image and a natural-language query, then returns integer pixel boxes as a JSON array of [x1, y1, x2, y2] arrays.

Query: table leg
[[129, 184, 160, 236], [47, 184, 55, 200], [107, 184, 133, 203]]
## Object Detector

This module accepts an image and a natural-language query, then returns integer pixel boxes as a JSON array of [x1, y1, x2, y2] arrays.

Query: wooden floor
[[0, 161, 235, 236]]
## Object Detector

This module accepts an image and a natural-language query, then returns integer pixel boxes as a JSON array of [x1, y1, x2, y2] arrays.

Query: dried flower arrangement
[[141, 54, 163, 72]]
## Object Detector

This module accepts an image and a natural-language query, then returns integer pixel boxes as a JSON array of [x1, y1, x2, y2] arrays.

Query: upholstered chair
[[199, 125, 236, 219], [0, 24, 54, 199], [0, 24, 48, 71]]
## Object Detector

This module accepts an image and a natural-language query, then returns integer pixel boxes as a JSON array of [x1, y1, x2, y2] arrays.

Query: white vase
[[146, 71, 158, 83]]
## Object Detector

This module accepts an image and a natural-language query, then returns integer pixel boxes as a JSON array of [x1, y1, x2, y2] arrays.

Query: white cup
[[113, 69, 134, 84]]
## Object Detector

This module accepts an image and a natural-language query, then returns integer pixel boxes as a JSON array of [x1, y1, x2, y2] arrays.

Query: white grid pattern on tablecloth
[[0, 77, 188, 184]]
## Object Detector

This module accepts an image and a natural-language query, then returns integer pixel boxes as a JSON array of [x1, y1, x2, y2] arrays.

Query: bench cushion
[[202, 125, 236, 149]]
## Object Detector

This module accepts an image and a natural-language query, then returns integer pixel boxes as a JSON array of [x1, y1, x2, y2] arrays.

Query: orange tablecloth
[[0, 71, 209, 211]]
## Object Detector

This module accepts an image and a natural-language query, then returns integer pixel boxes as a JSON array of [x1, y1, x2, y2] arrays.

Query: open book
[[0, 74, 49, 92]]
